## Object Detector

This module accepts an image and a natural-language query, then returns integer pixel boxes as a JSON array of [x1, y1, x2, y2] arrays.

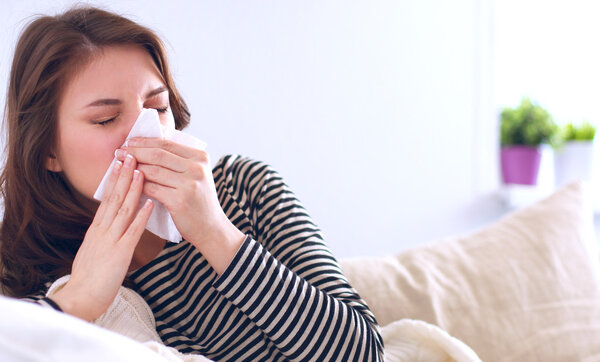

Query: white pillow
[[0, 295, 171, 362], [340, 181, 600, 362]]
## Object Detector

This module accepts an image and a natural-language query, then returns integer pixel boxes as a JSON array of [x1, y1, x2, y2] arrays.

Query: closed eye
[[94, 117, 116, 126], [93, 107, 167, 126]]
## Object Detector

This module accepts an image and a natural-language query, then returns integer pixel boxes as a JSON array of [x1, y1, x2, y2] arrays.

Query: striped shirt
[[28, 154, 384, 361]]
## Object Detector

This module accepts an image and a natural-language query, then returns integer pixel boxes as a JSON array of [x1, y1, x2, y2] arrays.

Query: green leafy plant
[[560, 121, 596, 142], [500, 98, 558, 147]]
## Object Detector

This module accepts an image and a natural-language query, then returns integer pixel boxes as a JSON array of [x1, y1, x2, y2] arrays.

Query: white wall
[[494, 0, 600, 124], [1, 0, 498, 258]]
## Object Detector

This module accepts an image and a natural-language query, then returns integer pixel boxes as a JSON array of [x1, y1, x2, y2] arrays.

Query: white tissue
[[93, 108, 207, 243]]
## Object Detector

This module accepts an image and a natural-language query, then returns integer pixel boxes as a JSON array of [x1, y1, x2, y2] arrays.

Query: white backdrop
[[495, 0, 600, 124], [1, 0, 498, 257]]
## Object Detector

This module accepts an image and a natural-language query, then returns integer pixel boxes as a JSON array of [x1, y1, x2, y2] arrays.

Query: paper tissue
[[93, 108, 207, 243]]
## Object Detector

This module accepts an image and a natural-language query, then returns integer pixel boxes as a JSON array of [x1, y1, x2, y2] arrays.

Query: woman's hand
[[117, 138, 245, 274], [52, 154, 153, 321]]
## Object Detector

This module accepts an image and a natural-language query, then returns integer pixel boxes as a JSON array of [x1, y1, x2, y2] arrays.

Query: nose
[[118, 107, 144, 145]]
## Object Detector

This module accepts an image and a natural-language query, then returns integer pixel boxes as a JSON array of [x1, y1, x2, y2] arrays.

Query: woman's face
[[50, 45, 174, 200]]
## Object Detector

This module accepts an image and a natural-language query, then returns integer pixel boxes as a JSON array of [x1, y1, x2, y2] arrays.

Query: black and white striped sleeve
[[21, 284, 63, 313], [212, 155, 384, 361]]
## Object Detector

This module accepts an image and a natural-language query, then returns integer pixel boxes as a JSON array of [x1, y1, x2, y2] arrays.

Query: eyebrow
[[84, 86, 168, 107]]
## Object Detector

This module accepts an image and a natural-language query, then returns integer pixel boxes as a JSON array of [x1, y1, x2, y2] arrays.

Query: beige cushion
[[340, 181, 600, 362]]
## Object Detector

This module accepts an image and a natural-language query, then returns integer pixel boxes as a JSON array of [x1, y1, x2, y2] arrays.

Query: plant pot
[[501, 146, 542, 185], [554, 140, 595, 187]]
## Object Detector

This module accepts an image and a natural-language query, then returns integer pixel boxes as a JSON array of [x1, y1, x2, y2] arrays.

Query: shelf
[[501, 181, 600, 214]]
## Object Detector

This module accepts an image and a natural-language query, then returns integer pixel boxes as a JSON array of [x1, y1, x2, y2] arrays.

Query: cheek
[[57, 131, 124, 199]]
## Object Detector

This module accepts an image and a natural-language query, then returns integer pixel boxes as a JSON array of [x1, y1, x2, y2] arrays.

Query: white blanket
[[381, 319, 481, 362]]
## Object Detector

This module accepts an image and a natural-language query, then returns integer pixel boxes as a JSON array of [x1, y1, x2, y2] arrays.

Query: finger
[[142, 181, 178, 210], [136, 164, 181, 188], [118, 147, 187, 173], [121, 199, 154, 251], [92, 160, 123, 225], [108, 169, 145, 238], [126, 137, 199, 159], [101, 154, 137, 226]]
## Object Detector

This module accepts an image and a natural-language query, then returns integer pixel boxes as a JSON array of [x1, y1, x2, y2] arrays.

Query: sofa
[[1, 181, 600, 361]]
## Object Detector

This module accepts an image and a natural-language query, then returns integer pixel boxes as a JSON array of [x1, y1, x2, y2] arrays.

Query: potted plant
[[554, 121, 596, 187], [500, 98, 558, 185]]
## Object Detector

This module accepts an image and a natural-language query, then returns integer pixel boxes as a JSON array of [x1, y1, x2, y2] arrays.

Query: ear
[[46, 153, 63, 172]]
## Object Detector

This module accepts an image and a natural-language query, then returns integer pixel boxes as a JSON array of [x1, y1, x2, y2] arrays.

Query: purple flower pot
[[501, 146, 542, 185]]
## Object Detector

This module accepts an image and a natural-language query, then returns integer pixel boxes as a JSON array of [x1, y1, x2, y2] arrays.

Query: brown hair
[[0, 6, 190, 297]]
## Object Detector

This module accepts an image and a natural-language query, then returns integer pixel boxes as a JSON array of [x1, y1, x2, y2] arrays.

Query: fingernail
[[124, 154, 134, 167], [113, 161, 123, 173], [143, 199, 153, 209], [133, 169, 140, 181]]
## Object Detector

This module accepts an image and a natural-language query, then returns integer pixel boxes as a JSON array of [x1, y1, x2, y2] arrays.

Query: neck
[[129, 230, 167, 273]]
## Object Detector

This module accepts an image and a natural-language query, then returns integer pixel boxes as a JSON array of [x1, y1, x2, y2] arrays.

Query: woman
[[0, 6, 383, 361]]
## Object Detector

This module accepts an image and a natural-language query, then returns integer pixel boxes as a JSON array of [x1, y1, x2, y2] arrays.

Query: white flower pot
[[554, 140, 595, 187]]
